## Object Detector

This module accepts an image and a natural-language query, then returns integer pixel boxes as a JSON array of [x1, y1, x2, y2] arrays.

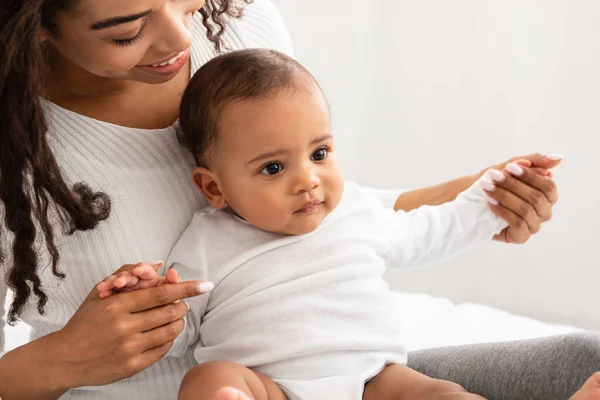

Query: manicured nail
[[545, 153, 564, 161], [486, 196, 499, 206], [506, 162, 524, 176], [480, 178, 495, 192], [197, 281, 214, 294], [487, 169, 505, 182]]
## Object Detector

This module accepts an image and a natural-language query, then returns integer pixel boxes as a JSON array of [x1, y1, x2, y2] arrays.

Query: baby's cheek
[[329, 174, 345, 209]]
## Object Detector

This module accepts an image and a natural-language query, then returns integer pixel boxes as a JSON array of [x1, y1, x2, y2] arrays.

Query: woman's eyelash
[[113, 24, 146, 47]]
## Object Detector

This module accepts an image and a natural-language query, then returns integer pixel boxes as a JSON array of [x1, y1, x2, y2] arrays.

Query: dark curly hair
[[0, 0, 252, 325]]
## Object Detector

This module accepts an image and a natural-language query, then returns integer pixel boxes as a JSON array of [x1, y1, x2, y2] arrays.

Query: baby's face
[[208, 87, 344, 235]]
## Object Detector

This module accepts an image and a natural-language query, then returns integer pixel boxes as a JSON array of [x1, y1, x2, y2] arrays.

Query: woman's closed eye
[[311, 147, 329, 162], [260, 162, 284, 176], [113, 24, 147, 47]]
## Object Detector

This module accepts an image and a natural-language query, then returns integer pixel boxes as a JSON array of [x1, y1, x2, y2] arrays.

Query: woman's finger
[[136, 341, 175, 373], [503, 162, 558, 204], [132, 293, 192, 331], [127, 285, 189, 331], [139, 318, 185, 351], [486, 169, 553, 222], [484, 184, 542, 234], [122, 280, 212, 313], [488, 203, 529, 244]]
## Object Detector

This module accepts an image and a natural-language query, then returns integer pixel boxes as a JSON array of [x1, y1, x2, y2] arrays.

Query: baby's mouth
[[294, 200, 323, 214]]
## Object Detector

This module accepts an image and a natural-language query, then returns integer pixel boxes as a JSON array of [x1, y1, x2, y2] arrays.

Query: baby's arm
[[384, 179, 503, 268], [385, 164, 551, 269], [384, 171, 516, 269]]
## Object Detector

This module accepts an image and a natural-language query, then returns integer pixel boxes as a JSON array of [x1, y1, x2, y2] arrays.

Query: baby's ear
[[192, 167, 227, 209]]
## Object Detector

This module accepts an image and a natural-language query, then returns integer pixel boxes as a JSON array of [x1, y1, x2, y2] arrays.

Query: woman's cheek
[[81, 45, 149, 77], [108, 52, 149, 76]]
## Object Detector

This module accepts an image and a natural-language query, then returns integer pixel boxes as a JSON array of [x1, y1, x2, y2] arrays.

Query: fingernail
[[149, 261, 165, 267], [480, 178, 496, 192], [487, 169, 505, 182], [506, 162, 524, 176], [197, 282, 214, 294], [184, 301, 190, 311], [486, 196, 499, 206], [545, 153, 564, 161]]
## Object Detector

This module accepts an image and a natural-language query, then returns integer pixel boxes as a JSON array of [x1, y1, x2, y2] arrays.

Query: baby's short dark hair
[[177, 48, 321, 167]]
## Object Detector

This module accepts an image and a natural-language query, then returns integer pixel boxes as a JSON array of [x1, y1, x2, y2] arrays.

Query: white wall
[[272, 0, 600, 329]]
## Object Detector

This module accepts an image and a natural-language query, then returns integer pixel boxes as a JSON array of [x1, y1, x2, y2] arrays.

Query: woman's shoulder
[[235, 0, 294, 56], [191, 0, 294, 62]]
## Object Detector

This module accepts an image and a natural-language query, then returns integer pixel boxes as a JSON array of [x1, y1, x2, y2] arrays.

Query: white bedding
[[2, 291, 580, 353]]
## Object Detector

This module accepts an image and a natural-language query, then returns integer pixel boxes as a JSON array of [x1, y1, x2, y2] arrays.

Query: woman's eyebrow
[[90, 10, 152, 30]]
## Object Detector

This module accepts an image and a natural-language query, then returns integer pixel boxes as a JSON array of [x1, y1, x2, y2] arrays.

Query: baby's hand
[[97, 262, 171, 299]]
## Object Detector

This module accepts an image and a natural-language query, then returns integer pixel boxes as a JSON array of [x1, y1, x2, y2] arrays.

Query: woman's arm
[[393, 175, 478, 212], [1, 260, 68, 398], [0, 264, 206, 400], [392, 153, 563, 245], [0, 332, 70, 399]]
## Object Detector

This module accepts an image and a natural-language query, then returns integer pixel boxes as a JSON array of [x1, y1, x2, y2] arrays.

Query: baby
[[98, 49, 530, 400]]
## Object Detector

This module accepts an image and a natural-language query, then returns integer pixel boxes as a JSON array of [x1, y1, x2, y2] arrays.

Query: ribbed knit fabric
[[0, 2, 405, 398]]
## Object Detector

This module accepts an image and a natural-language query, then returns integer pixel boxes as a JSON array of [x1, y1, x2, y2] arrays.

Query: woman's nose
[[151, 3, 195, 54]]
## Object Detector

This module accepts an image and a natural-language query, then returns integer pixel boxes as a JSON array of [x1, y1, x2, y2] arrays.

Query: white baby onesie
[[167, 180, 506, 400]]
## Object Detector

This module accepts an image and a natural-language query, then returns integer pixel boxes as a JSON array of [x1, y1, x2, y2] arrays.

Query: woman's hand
[[481, 153, 563, 244], [46, 263, 210, 391]]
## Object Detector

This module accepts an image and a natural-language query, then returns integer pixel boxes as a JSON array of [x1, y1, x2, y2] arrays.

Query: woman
[[0, 0, 597, 399]]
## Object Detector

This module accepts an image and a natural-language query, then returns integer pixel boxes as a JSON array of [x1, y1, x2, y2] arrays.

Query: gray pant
[[407, 332, 600, 400]]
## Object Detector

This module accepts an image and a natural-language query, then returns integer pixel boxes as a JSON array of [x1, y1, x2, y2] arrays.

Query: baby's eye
[[311, 148, 328, 162], [260, 162, 283, 175]]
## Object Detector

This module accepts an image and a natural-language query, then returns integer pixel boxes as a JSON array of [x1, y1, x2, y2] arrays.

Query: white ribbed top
[[0, 2, 294, 399], [0, 2, 402, 398]]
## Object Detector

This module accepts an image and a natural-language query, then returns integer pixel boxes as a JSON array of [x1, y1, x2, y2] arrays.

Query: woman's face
[[46, 0, 205, 84]]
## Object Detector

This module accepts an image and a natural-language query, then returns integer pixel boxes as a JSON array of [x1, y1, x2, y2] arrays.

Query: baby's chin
[[259, 216, 326, 236]]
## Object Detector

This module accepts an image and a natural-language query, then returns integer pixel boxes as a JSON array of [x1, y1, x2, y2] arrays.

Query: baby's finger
[[113, 271, 137, 289], [98, 275, 119, 292], [515, 159, 533, 168], [165, 268, 180, 284], [98, 290, 113, 299], [133, 263, 158, 280], [514, 160, 548, 177], [531, 167, 549, 176], [137, 276, 167, 289], [97, 281, 110, 292], [120, 276, 167, 293]]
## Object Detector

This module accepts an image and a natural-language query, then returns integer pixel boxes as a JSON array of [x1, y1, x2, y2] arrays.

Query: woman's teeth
[[151, 51, 185, 67]]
